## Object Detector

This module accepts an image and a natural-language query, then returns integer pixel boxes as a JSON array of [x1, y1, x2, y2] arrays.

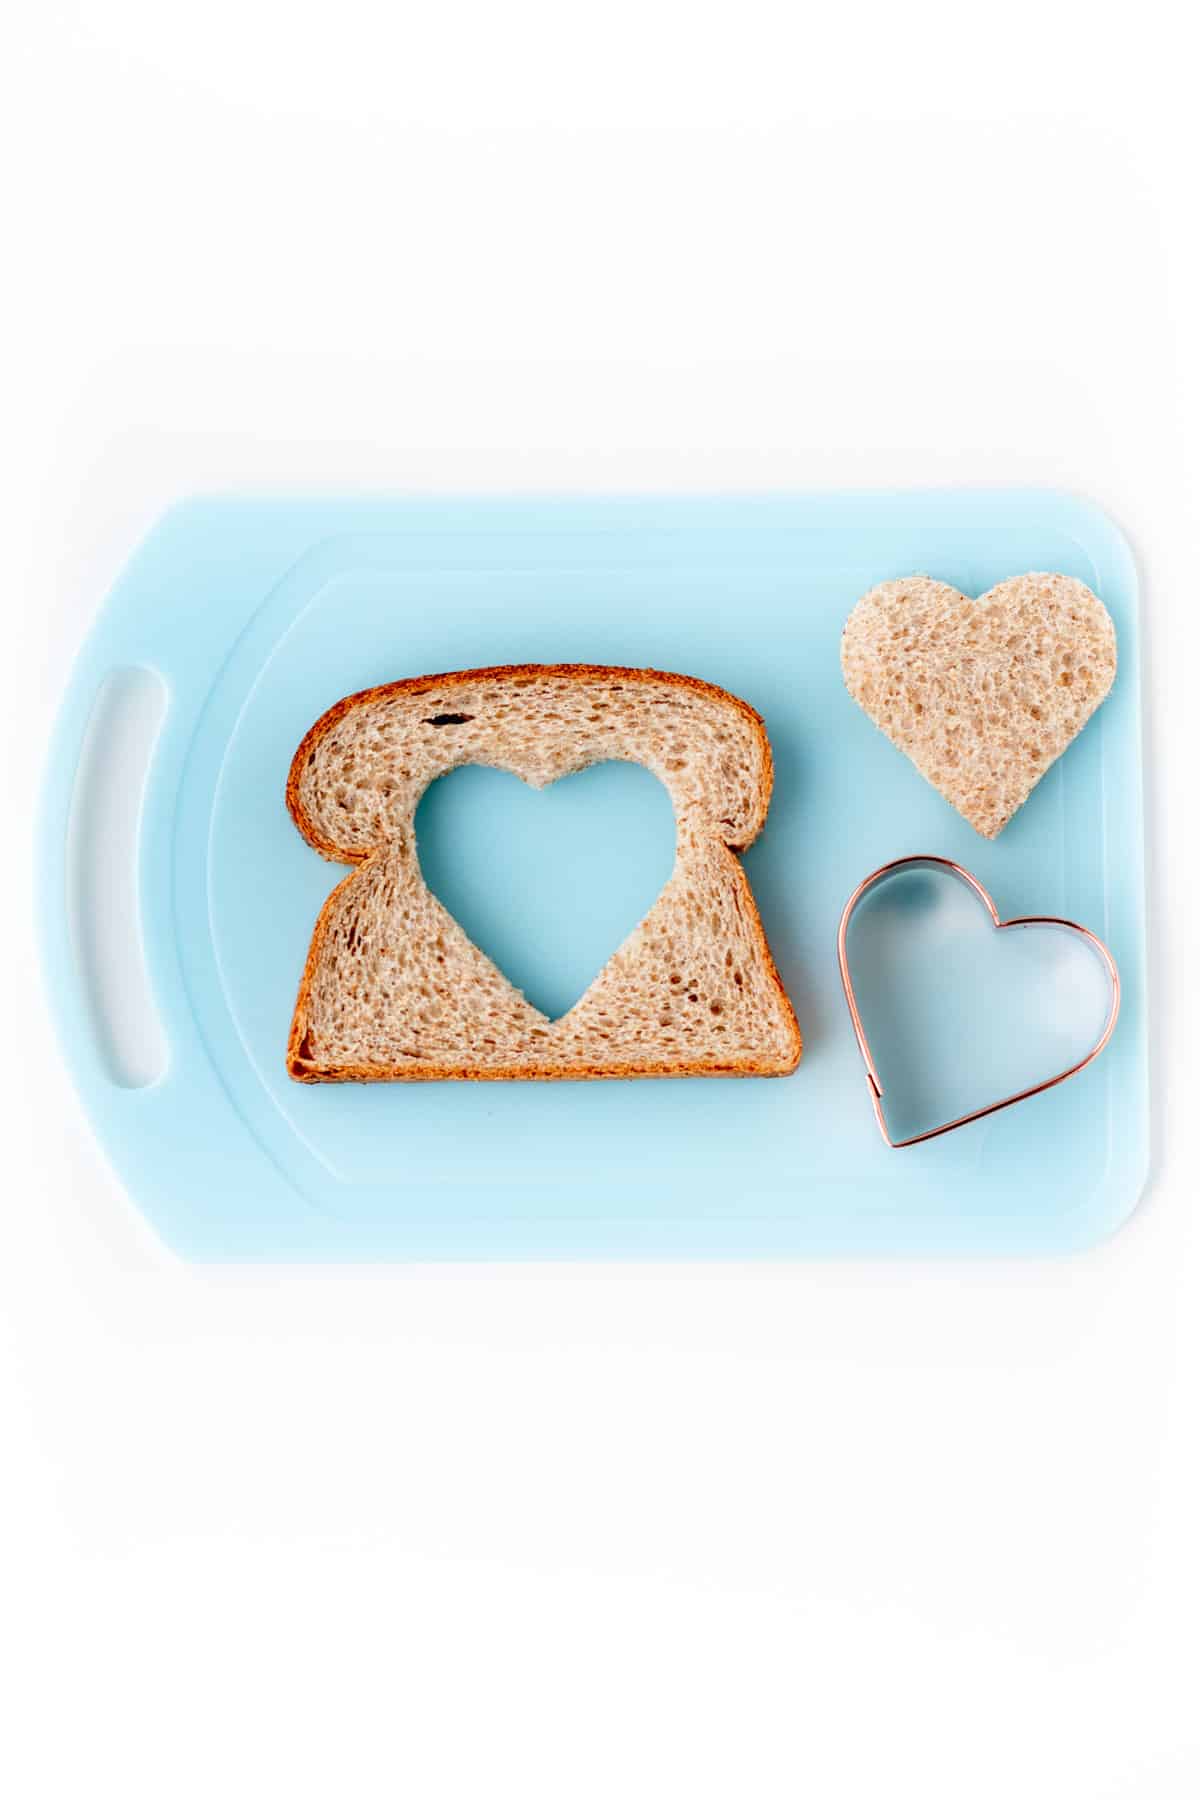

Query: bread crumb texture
[[286, 665, 802, 1080], [840, 574, 1116, 838]]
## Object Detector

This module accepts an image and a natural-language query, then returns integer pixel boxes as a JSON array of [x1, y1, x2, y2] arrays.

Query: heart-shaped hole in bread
[[415, 761, 676, 1020]]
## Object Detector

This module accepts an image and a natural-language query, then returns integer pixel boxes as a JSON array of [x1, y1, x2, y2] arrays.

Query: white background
[[3, 5, 1198, 1795]]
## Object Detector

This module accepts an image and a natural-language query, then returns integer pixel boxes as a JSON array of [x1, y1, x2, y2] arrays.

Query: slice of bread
[[841, 573, 1117, 838], [286, 664, 802, 1081]]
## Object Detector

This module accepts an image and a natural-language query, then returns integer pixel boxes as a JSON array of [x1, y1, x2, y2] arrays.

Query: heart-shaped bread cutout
[[838, 856, 1120, 1147], [841, 573, 1117, 837]]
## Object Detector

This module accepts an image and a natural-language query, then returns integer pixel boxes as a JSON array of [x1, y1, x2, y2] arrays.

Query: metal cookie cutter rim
[[837, 855, 1121, 1149]]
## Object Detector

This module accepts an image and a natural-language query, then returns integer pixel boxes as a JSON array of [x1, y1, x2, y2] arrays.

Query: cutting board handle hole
[[66, 668, 169, 1087]]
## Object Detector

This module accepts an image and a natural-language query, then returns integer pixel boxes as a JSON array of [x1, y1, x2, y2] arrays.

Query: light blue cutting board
[[38, 492, 1148, 1259]]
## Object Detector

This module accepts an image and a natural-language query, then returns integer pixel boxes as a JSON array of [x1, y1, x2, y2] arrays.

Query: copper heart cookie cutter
[[837, 855, 1121, 1148]]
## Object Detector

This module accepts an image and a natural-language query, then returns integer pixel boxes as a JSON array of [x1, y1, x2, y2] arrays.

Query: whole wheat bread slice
[[841, 573, 1117, 838], [286, 664, 802, 1080]]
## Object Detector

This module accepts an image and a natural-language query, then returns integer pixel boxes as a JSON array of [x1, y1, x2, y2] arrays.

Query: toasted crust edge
[[285, 663, 775, 863]]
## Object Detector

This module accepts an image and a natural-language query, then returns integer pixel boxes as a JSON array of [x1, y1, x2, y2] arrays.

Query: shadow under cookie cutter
[[837, 855, 1121, 1149]]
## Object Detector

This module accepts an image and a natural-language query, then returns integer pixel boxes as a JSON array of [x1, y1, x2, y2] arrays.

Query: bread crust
[[286, 663, 774, 860], [285, 664, 800, 1081]]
